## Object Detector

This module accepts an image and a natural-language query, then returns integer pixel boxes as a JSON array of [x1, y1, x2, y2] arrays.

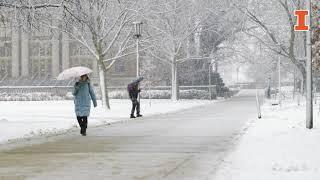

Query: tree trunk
[[171, 61, 179, 101], [98, 64, 111, 109], [302, 75, 306, 95]]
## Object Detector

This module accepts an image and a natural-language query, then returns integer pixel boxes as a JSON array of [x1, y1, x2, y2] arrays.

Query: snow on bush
[[181, 89, 210, 99], [109, 90, 129, 99], [140, 90, 171, 99], [0, 89, 237, 101], [0, 93, 64, 101], [109, 89, 209, 99]]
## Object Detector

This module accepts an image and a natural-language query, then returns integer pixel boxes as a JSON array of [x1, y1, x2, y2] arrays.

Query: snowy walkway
[[0, 90, 257, 180], [215, 97, 320, 180], [0, 99, 214, 143]]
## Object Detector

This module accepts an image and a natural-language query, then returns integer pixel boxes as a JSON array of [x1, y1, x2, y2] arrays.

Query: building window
[[70, 57, 93, 69], [30, 41, 51, 57], [0, 59, 11, 77], [69, 42, 90, 56], [30, 58, 52, 78], [69, 41, 94, 70], [114, 61, 125, 74], [29, 41, 52, 77], [0, 42, 11, 57], [0, 42, 11, 78]]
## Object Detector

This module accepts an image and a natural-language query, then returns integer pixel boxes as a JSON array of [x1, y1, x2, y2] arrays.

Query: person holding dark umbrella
[[127, 77, 143, 118]]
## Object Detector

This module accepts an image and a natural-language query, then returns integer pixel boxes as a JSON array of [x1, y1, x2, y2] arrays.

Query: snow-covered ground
[[215, 94, 320, 180], [0, 99, 215, 144]]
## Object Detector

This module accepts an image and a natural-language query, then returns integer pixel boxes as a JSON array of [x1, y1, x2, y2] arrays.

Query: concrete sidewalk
[[0, 90, 258, 180]]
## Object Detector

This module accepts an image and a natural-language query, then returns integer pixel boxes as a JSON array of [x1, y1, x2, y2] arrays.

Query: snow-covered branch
[[0, 2, 62, 9]]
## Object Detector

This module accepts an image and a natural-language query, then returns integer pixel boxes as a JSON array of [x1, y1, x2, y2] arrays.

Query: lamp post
[[208, 62, 213, 100], [236, 66, 240, 85], [306, 0, 313, 129], [267, 77, 271, 99], [133, 22, 143, 104], [278, 54, 281, 105], [133, 22, 143, 78]]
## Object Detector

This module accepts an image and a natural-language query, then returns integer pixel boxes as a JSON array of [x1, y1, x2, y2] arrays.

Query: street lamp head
[[133, 21, 143, 38]]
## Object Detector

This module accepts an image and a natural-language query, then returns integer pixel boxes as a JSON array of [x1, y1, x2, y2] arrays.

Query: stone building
[[0, 28, 137, 86]]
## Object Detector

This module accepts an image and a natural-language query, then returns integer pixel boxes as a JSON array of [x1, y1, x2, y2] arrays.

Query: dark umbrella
[[129, 77, 144, 103], [130, 76, 144, 85]]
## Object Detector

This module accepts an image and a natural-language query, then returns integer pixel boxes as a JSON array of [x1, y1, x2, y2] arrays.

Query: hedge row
[[0, 89, 237, 101]]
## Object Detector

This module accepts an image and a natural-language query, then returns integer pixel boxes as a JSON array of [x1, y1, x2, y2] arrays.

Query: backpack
[[127, 84, 134, 93]]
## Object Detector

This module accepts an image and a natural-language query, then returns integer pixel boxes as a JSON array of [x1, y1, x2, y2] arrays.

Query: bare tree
[[239, 0, 308, 86], [140, 0, 238, 100], [179, 0, 248, 86], [0, 0, 65, 30], [41, 0, 146, 109], [312, 2, 320, 71]]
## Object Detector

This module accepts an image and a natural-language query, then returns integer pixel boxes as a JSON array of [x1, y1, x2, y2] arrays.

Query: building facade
[[0, 28, 137, 86]]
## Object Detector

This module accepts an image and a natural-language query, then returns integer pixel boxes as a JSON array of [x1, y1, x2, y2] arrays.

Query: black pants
[[131, 98, 140, 115], [77, 116, 88, 134]]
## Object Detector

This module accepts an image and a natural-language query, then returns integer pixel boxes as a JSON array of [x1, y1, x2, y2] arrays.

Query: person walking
[[73, 74, 97, 136], [127, 77, 143, 118]]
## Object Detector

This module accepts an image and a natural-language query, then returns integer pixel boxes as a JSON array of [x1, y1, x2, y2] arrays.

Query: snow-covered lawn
[[215, 97, 320, 180], [0, 99, 214, 144]]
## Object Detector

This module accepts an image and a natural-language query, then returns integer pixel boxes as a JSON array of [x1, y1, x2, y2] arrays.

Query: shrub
[[0, 88, 237, 101], [0, 93, 64, 101], [109, 89, 209, 99]]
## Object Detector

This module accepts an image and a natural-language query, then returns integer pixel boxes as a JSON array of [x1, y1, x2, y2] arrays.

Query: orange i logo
[[294, 10, 309, 31]]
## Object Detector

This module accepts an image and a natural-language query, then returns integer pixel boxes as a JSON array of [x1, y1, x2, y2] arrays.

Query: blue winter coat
[[73, 80, 97, 117]]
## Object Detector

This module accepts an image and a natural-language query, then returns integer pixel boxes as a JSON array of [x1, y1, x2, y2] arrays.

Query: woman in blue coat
[[73, 74, 97, 136]]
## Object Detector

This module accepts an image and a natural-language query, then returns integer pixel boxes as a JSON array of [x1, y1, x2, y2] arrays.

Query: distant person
[[127, 77, 143, 118], [297, 79, 302, 93], [73, 74, 97, 136]]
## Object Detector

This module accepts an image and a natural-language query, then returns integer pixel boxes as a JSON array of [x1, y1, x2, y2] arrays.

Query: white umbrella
[[57, 66, 93, 80]]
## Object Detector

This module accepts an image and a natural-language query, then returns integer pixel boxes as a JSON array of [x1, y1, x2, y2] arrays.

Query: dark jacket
[[128, 83, 140, 99]]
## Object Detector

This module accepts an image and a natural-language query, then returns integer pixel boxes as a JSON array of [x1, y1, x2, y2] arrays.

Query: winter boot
[[83, 128, 87, 136], [130, 114, 136, 118], [136, 114, 143, 117]]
